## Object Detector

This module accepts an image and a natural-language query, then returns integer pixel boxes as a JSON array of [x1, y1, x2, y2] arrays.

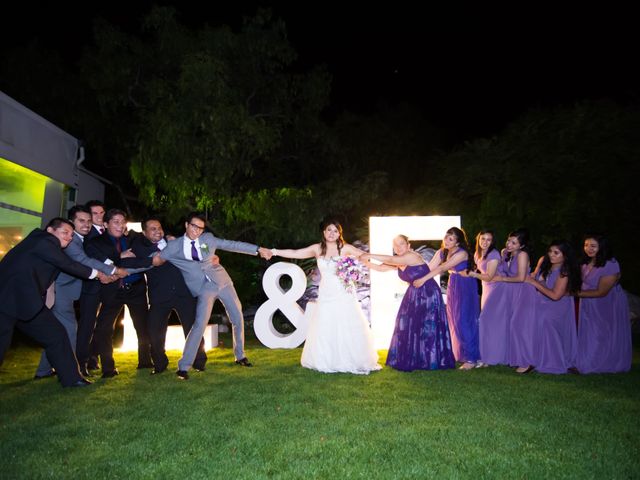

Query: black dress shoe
[[101, 369, 120, 378], [234, 358, 253, 367], [66, 378, 93, 387], [151, 368, 166, 375], [34, 369, 57, 380], [176, 370, 189, 380], [137, 363, 154, 370]]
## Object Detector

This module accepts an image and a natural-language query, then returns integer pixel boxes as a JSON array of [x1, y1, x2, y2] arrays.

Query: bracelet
[[271, 248, 277, 256]]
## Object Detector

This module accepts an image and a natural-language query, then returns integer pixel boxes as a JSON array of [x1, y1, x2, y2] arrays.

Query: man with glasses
[[152, 212, 272, 379]]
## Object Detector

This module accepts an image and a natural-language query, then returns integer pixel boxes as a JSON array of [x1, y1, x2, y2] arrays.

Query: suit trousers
[[94, 282, 151, 373], [148, 294, 206, 371], [35, 296, 78, 376], [0, 309, 82, 386], [77, 292, 101, 369], [178, 282, 245, 371]]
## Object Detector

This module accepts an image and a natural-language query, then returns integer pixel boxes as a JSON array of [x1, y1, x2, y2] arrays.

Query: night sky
[[4, 2, 638, 144]]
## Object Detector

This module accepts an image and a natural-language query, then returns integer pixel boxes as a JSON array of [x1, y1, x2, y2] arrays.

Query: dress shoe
[[176, 370, 189, 380], [66, 378, 93, 387], [567, 367, 580, 375], [101, 369, 120, 378], [193, 366, 206, 372], [151, 368, 166, 375], [34, 369, 57, 380], [516, 365, 535, 374], [137, 363, 154, 370], [234, 357, 253, 367]]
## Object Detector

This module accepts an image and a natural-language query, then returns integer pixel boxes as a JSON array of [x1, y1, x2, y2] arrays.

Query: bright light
[[118, 305, 219, 352], [369, 216, 461, 349]]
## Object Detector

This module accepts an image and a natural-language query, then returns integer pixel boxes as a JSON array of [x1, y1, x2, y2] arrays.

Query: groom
[[153, 212, 272, 379]]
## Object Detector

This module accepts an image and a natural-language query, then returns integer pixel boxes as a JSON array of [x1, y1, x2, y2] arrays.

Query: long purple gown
[[478, 250, 521, 365], [508, 253, 537, 368], [441, 250, 480, 363], [475, 250, 501, 309], [386, 263, 455, 371], [533, 268, 577, 374], [576, 259, 631, 373]]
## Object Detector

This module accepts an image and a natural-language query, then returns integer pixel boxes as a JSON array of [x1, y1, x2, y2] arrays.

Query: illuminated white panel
[[119, 306, 218, 352], [369, 216, 460, 349]]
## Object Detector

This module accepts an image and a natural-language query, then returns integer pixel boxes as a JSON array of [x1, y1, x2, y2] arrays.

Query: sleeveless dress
[[386, 263, 455, 371], [576, 259, 631, 373], [440, 250, 480, 363], [478, 250, 521, 365], [533, 267, 577, 374], [301, 257, 381, 374]]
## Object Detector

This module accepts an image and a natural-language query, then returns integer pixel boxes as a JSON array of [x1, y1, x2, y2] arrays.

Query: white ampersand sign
[[254, 262, 310, 348]]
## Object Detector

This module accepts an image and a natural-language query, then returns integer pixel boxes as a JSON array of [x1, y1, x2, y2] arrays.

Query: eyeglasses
[[188, 223, 205, 231]]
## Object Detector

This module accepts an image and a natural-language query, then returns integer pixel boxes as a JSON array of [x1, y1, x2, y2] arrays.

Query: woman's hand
[[412, 277, 427, 288]]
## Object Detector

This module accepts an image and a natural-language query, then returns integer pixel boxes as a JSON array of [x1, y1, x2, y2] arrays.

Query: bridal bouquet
[[335, 256, 366, 294]]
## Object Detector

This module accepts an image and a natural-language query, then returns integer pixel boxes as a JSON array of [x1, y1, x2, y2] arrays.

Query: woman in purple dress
[[575, 234, 631, 373], [467, 230, 501, 310], [475, 229, 532, 369], [361, 235, 455, 372], [525, 240, 581, 374], [426, 227, 480, 370]]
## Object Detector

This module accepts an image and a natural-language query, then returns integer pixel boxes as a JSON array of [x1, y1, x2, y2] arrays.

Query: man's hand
[[258, 247, 273, 260], [152, 254, 166, 267], [114, 267, 129, 278], [208, 254, 220, 266], [97, 271, 117, 284], [120, 249, 136, 259]]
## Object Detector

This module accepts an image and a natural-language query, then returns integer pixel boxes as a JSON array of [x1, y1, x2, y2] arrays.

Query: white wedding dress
[[301, 257, 381, 374]]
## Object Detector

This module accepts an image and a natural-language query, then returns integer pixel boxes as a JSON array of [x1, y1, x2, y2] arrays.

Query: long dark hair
[[474, 229, 498, 261], [538, 239, 581, 295], [505, 228, 531, 262], [442, 227, 473, 270], [319, 218, 345, 257], [580, 233, 614, 268]]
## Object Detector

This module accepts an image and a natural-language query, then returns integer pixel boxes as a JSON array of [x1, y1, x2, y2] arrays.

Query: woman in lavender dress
[[474, 229, 532, 369], [467, 230, 501, 309], [525, 240, 581, 374], [428, 227, 480, 370], [362, 235, 455, 372], [575, 234, 631, 373]]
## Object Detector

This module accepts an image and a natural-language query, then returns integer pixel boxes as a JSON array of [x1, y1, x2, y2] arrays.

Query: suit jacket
[[85, 233, 154, 300], [81, 227, 104, 295], [129, 235, 193, 304], [56, 232, 115, 301], [0, 229, 93, 320], [160, 233, 258, 297]]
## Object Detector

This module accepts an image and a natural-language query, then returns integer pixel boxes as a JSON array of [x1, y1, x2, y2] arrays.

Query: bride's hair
[[319, 218, 345, 257]]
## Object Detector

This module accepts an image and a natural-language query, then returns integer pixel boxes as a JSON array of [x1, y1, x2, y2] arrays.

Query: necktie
[[191, 241, 199, 261], [100, 227, 105, 234], [114, 238, 124, 287]]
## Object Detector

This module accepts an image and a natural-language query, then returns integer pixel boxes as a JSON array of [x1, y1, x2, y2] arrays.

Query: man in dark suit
[[77, 200, 107, 372], [85, 209, 155, 378], [0, 218, 109, 387], [130, 217, 207, 374], [34, 206, 127, 378]]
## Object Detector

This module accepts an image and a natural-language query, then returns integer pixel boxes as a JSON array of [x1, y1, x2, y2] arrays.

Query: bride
[[271, 218, 381, 374]]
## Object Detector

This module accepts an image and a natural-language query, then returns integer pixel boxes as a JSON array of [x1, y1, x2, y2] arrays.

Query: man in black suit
[[130, 217, 207, 374], [77, 200, 107, 372], [0, 218, 110, 387], [85, 209, 155, 378]]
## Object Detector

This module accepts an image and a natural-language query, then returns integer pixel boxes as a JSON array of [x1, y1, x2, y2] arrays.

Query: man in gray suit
[[34, 206, 128, 379], [152, 212, 272, 379]]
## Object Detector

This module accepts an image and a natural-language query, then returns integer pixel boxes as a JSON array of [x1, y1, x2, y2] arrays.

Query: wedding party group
[[271, 221, 632, 377], [0, 206, 632, 388]]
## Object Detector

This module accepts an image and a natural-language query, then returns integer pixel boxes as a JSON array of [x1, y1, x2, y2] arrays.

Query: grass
[[1, 333, 639, 479]]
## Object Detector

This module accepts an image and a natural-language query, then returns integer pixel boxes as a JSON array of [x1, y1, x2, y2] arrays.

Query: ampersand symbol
[[254, 262, 310, 348]]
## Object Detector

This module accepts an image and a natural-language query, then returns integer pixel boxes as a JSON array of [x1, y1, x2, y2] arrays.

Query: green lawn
[[1, 334, 638, 479]]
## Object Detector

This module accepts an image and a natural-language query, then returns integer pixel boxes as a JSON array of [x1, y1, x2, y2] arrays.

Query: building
[[0, 90, 105, 258]]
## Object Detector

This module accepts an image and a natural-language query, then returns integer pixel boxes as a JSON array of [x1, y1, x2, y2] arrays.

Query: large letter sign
[[254, 262, 310, 348]]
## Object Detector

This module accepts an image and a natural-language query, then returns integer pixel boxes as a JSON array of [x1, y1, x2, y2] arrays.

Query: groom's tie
[[191, 240, 200, 261]]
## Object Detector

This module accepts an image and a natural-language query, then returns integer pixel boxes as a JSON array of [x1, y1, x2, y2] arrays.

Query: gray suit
[[35, 232, 115, 376], [160, 232, 258, 371]]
